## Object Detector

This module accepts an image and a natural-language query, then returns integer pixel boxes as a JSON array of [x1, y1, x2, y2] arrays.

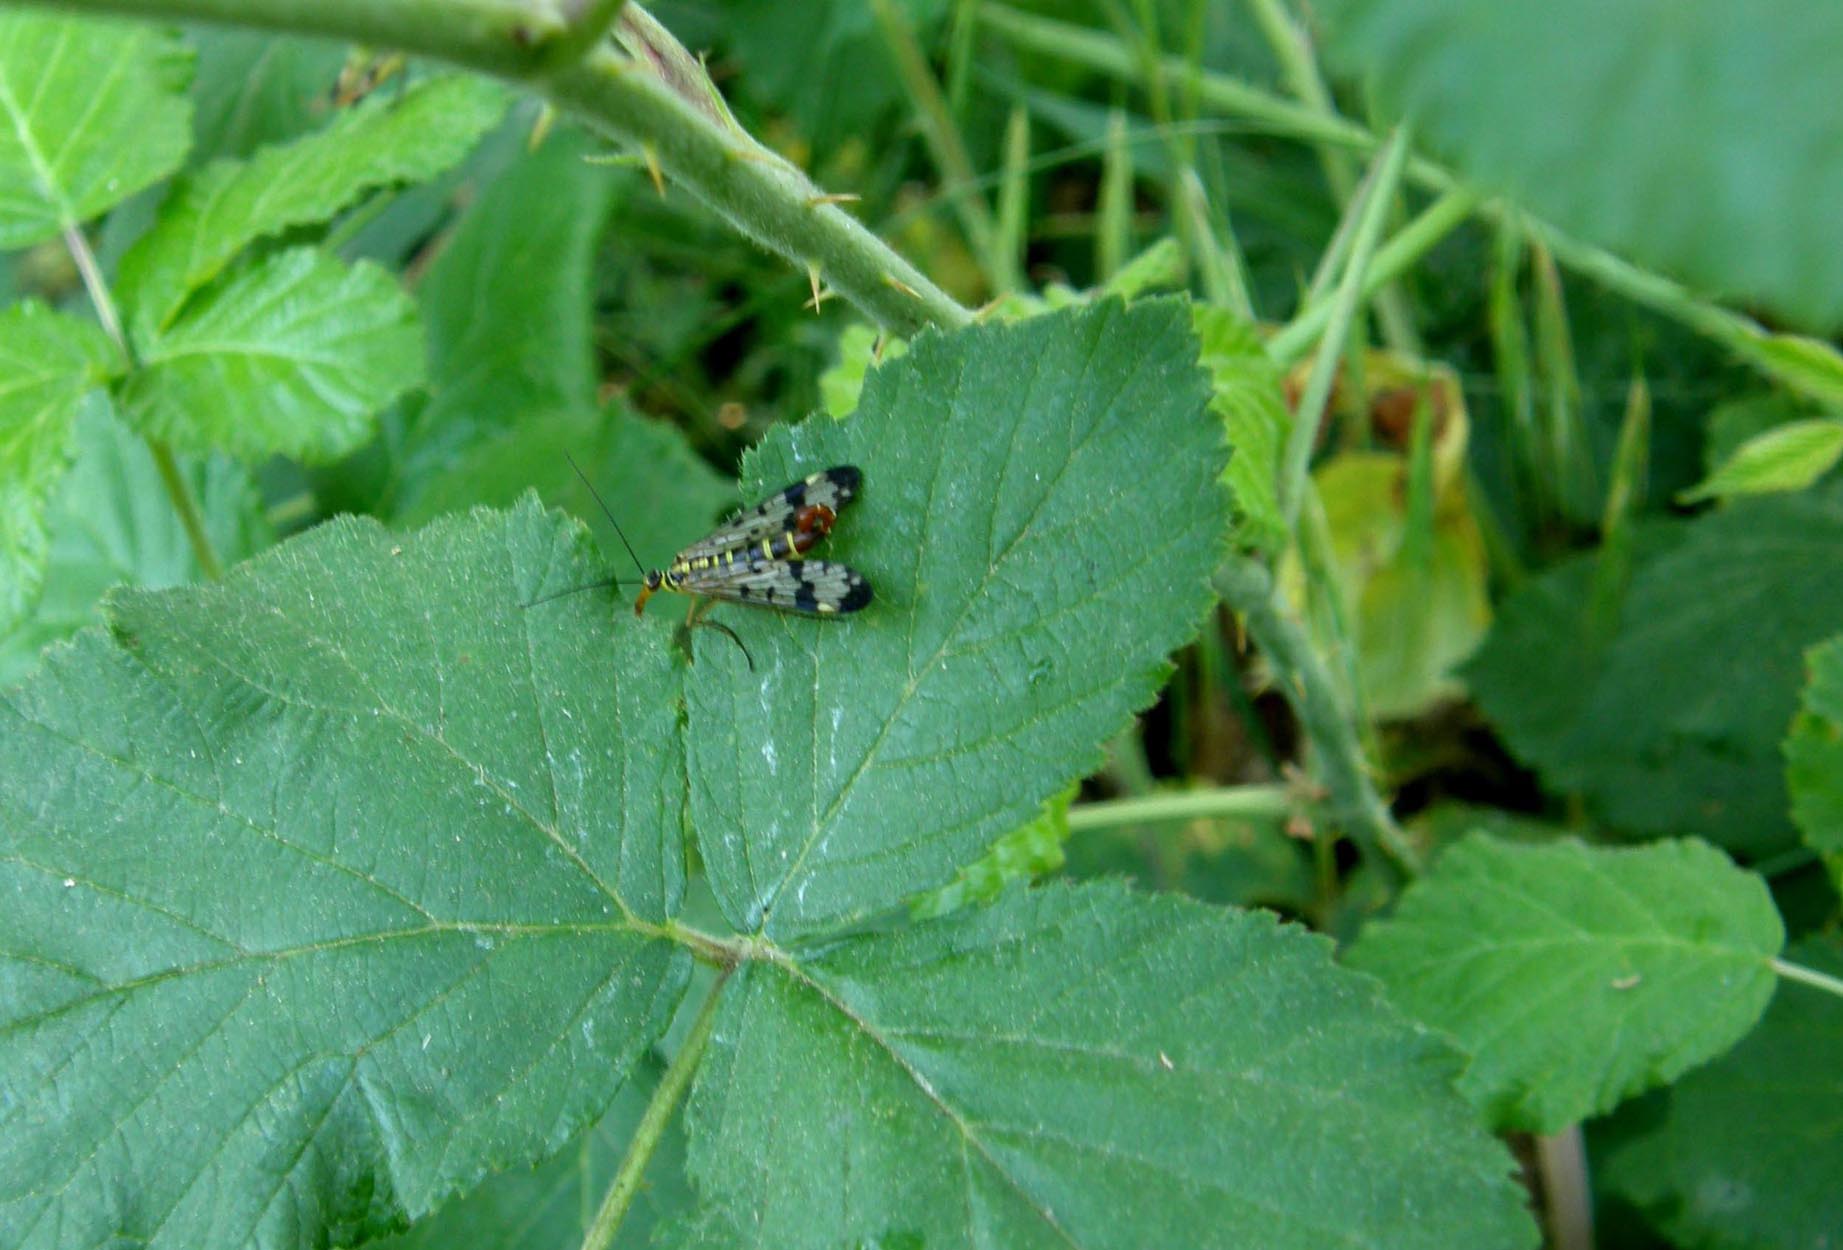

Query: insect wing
[[678, 556, 872, 615], [676, 466, 861, 560]]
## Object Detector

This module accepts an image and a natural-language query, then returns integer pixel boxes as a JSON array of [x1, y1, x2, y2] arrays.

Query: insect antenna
[[565, 451, 648, 579], [521, 576, 632, 609], [522, 454, 654, 609]]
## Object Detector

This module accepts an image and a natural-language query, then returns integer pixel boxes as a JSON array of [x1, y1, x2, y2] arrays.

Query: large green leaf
[[1467, 492, 1843, 855], [0, 301, 119, 630], [1787, 635, 1843, 887], [0, 400, 270, 688], [117, 73, 504, 340], [391, 127, 616, 502], [687, 299, 1229, 939], [1317, 0, 1843, 330], [683, 882, 1536, 1250], [0, 499, 691, 1247], [120, 247, 423, 461], [1346, 835, 1783, 1133], [0, 13, 191, 247], [1601, 937, 1843, 1250]]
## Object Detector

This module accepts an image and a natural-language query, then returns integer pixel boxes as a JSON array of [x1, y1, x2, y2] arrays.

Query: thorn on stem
[[641, 143, 665, 196], [804, 192, 861, 208]]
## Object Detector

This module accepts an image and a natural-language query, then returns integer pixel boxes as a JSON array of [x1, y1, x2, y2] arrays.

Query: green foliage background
[[2, 2, 1841, 1249]]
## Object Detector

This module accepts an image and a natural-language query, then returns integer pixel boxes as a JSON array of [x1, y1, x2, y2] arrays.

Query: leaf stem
[[62, 221, 226, 581], [1772, 956, 1843, 1000], [580, 966, 732, 1250], [1276, 125, 1410, 533], [1065, 785, 1290, 831], [26, 0, 973, 337], [1216, 557, 1421, 876], [148, 439, 226, 581]]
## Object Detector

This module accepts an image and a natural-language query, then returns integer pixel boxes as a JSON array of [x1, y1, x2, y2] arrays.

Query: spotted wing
[[678, 556, 872, 615], [676, 466, 861, 561]]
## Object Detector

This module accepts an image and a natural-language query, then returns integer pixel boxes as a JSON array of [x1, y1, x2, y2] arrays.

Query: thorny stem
[[1217, 558, 1422, 877], [24, 0, 971, 337]]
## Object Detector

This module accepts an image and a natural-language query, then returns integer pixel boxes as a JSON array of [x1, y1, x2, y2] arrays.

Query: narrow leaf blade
[[1678, 417, 1843, 503]]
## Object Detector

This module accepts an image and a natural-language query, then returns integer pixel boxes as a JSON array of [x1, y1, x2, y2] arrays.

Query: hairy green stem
[[1065, 785, 1291, 831], [25, 0, 972, 336], [1772, 956, 1843, 1000], [1217, 558, 1420, 876], [61, 222, 225, 580], [581, 966, 732, 1250], [1277, 126, 1410, 532]]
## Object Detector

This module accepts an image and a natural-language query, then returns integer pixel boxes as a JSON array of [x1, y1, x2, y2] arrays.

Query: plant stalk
[[1217, 557, 1420, 876], [27, 0, 973, 337], [62, 222, 225, 581], [1772, 956, 1843, 1000], [580, 966, 733, 1250], [1276, 125, 1411, 533], [1065, 785, 1291, 831]]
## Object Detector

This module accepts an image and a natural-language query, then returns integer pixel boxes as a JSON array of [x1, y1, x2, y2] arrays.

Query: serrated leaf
[[0, 301, 119, 630], [118, 73, 504, 339], [0, 400, 270, 688], [684, 882, 1536, 1250], [1193, 304, 1285, 552], [121, 247, 422, 461], [0, 498, 691, 1247], [1601, 937, 1843, 1250], [1317, 0, 1843, 330], [1787, 635, 1843, 887], [687, 300, 1228, 939], [1468, 492, 1843, 855], [1679, 417, 1843, 503], [1346, 835, 1783, 1133], [0, 14, 192, 247], [392, 128, 615, 495]]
